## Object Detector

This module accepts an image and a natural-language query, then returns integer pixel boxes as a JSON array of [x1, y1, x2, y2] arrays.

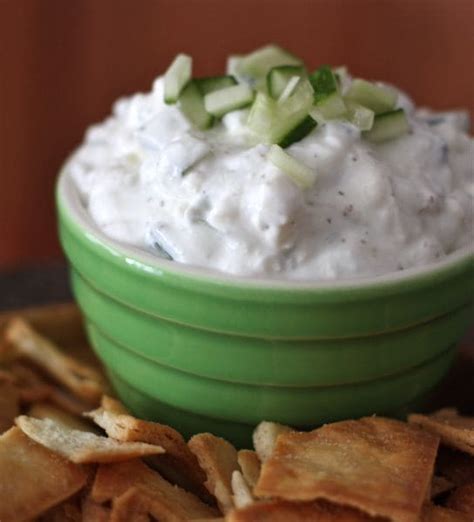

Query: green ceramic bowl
[[57, 169, 474, 446]]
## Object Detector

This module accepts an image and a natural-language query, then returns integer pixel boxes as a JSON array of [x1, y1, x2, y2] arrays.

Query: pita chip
[[252, 421, 292, 462], [237, 450, 261, 489], [189, 432, 240, 513], [91, 459, 219, 520], [85, 395, 207, 497], [0, 427, 87, 522], [15, 415, 164, 463], [5, 317, 107, 405], [409, 409, 474, 455], [255, 416, 439, 522], [227, 499, 386, 522]]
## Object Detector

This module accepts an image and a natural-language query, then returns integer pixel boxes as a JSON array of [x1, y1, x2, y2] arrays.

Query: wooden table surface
[[1, 262, 473, 415]]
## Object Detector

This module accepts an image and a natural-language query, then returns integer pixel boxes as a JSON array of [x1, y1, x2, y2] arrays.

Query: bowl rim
[[57, 165, 474, 291]]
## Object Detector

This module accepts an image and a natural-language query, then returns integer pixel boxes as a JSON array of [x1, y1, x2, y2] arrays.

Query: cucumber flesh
[[363, 109, 409, 142], [345, 79, 397, 114], [195, 75, 237, 95], [164, 54, 192, 104], [278, 76, 301, 102], [278, 115, 317, 148], [345, 101, 374, 131], [267, 65, 306, 99], [247, 80, 313, 144], [268, 144, 316, 189], [237, 44, 302, 82], [310, 92, 347, 123], [204, 84, 254, 117], [178, 81, 213, 130]]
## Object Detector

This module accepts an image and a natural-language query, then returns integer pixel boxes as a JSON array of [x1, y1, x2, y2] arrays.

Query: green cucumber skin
[[363, 109, 409, 143], [309, 65, 338, 103], [267, 65, 306, 99], [278, 115, 317, 148], [178, 81, 214, 130], [345, 79, 397, 114], [195, 75, 237, 95]]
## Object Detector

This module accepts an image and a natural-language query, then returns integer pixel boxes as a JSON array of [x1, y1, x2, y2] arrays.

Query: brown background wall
[[1, 0, 473, 269]]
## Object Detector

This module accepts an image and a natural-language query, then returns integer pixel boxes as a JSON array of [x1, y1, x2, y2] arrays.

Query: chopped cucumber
[[164, 54, 192, 104], [363, 109, 409, 143], [178, 81, 213, 130], [310, 92, 347, 122], [226, 55, 244, 76], [247, 79, 313, 144], [333, 65, 349, 90], [195, 75, 237, 95], [345, 101, 374, 131], [267, 65, 306, 99], [345, 79, 397, 114], [278, 115, 317, 148], [309, 65, 339, 103], [237, 44, 302, 82], [204, 84, 254, 117], [268, 145, 316, 189], [278, 76, 301, 103]]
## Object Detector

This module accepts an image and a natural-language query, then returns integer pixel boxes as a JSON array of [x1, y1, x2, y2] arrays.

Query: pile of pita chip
[[1, 316, 474, 522]]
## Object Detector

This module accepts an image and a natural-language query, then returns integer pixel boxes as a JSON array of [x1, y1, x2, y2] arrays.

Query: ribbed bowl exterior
[[57, 172, 474, 446]]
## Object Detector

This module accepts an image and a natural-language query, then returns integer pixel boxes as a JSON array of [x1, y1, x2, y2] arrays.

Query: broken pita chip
[[430, 475, 455, 498], [5, 317, 107, 405], [252, 421, 293, 462], [227, 499, 386, 522], [0, 379, 19, 433], [237, 450, 261, 489], [91, 459, 219, 519], [421, 504, 471, 522], [0, 427, 87, 522], [29, 401, 98, 433], [409, 410, 474, 455], [231, 470, 255, 509], [81, 496, 111, 522], [255, 416, 439, 522], [15, 415, 164, 463], [110, 487, 151, 522], [189, 432, 240, 514], [436, 447, 474, 486], [446, 483, 474, 518], [85, 395, 208, 498]]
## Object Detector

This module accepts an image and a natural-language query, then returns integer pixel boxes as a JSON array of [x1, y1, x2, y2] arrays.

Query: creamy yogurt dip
[[69, 53, 473, 281]]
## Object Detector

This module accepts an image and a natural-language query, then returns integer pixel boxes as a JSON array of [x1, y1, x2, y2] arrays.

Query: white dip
[[69, 76, 474, 280]]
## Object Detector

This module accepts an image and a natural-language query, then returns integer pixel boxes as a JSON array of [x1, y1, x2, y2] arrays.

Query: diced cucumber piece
[[309, 65, 339, 103], [226, 55, 244, 76], [310, 92, 347, 122], [333, 65, 349, 89], [164, 54, 192, 104], [268, 144, 316, 189], [345, 79, 397, 114], [363, 109, 409, 143], [278, 76, 301, 102], [204, 84, 254, 117], [247, 80, 313, 145], [195, 75, 237, 95], [178, 81, 214, 130], [345, 101, 374, 131], [267, 65, 306, 99], [237, 44, 302, 82], [278, 115, 317, 148]]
